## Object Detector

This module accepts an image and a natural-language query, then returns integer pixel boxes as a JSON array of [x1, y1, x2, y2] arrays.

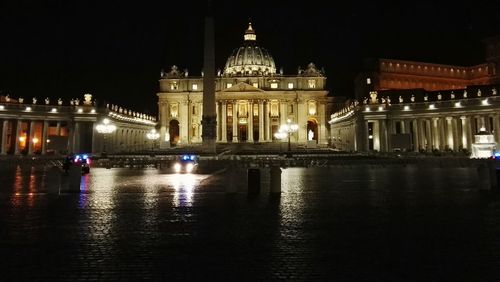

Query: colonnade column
[[221, 100, 227, 142], [364, 120, 369, 151], [265, 101, 270, 141], [379, 119, 387, 152], [446, 117, 454, 150], [412, 119, 419, 152], [248, 100, 253, 142], [56, 121, 61, 136], [452, 117, 460, 150], [232, 100, 238, 142], [42, 121, 48, 154], [460, 116, 468, 150], [432, 118, 440, 150], [466, 116, 473, 151], [28, 121, 35, 155], [1, 120, 8, 154], [425, 119, 432, 151], [494, 114, 500, 145], [258, 100, 264, 142], [14, 121, 21, 154]]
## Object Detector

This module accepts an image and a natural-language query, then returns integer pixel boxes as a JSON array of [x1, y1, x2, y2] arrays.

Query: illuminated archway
[[169, 119, 180, 146], [307, 119, 318, 143]]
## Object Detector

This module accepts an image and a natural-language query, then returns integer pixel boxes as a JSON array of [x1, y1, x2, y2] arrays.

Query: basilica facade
[[157, 23, 330, 147]]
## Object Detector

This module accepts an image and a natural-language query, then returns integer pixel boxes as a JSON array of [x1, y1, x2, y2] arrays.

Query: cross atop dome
[[244, 22, 256, 41]]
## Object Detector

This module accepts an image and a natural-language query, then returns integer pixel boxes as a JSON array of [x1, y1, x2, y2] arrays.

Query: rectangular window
[[252, 82, 259, 88], [192, 105, 196, 115], [226, 83, 232, 88], [253, 104, 258, 116], [288, 104, 293, 114], [192, 84, 198, 90], [288, 82, 294, 89], [270, 82, 278, 89], [308, 79, 316, 89], [366, 78, 371, 85], [227, 104, 233, 117]]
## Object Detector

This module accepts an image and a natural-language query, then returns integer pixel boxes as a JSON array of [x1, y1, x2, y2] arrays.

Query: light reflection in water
[[172, 173, 196, 207]]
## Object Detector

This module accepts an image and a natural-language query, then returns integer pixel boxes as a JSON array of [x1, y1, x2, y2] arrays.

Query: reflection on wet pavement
[[0, 165, 499, 281]]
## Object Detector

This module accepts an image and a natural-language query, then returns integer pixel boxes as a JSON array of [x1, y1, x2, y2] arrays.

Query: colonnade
[[332, 113, 500, 153]]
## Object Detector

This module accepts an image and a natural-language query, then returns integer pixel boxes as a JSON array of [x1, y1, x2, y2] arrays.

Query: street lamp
[[146, 129, 160, 152], [274, 119, 298, 157], [96, 118, 117, 157]]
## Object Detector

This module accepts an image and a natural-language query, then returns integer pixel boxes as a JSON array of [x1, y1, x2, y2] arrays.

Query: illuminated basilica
[[157, 23, 330, 147]]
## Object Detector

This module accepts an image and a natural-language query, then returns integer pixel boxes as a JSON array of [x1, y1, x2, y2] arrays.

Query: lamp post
[[146, 129, 160, 152], [274, 119, 298, 158], [96, 118, 117, 157]]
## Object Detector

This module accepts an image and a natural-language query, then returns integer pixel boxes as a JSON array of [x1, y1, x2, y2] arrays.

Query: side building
[[331, 36, 500, 153], [157, 23, 330, 147], [0, 94, 156, 155]]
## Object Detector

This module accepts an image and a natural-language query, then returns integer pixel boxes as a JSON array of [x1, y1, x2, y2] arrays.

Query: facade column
[[1, 120, 8, 154], [446, 117, 454, 150], [28, 121, 35, 155], [180, 100, 189, 144], [318, 103, 327, 144], [161, 102, 170, 147], [258, 100, 264, 142], [42, 121, 48, 154], [216, 101, 219, 141], [280, 101, 287, 126], [248, 100, 253, 142], [221, 100, 227, 142], [232, 100, 238, 142], [297, 100, 307, 142], [432, 118, 440, 150], [265, 101, 270, 141]]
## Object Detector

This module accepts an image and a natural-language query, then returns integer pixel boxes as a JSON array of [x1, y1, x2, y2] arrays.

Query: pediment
[[222, 82, 265, 92]]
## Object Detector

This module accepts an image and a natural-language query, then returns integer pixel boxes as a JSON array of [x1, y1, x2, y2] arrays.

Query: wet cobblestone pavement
[[1, 165, 500, 281]]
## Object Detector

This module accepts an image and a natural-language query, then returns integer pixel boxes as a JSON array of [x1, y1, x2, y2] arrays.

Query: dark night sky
[[1, 1, 500, 115]]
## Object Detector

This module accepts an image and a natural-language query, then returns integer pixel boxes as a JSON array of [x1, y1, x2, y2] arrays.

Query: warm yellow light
[[32, 137, 39, 144], [19, 136, 26, 142]]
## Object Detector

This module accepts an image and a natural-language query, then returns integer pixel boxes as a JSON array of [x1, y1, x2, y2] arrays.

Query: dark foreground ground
[[0, 165, 499, 281]]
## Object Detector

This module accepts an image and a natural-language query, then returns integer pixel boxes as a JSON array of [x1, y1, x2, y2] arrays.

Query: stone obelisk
[[201, 2, 217, 154]]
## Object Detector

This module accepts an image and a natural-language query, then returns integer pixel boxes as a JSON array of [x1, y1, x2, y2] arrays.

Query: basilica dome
[[223, 23, 276, 76]]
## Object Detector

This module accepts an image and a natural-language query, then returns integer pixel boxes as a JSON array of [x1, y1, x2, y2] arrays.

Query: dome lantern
[[244, 22, 256, 41]]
